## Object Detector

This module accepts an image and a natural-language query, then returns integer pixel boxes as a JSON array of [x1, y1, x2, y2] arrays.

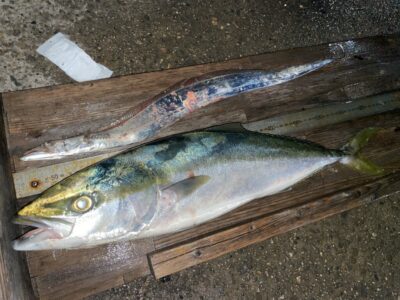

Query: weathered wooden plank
[[7, 46, 400, 199], [243, 90, 400, 134], [13, 89, 400, 199], [0, 96, 35, 299], [26, 239, 153, 277], [33, 256, 149, 300], [20, 111, 397, 299], [19, 112, 400, 299], [122, 257, 152, 284], [13, 153, 115, 199], [1, 35, 400, 299], [28, 239, 154, 299], [153, 113, 400, 249], [3, 35, 400, 173], [149, 172, 400, 279]]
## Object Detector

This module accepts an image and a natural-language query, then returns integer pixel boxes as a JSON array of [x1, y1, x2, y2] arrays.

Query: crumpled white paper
[[37, 32, 113, 82]]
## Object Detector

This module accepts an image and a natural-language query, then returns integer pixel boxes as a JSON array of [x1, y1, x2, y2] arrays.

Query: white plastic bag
[[37, 32, 113, 82]]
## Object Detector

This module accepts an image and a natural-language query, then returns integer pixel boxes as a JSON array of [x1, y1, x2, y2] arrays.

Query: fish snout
[[12, 216, 75, 251], [20, 143, 62, 161]]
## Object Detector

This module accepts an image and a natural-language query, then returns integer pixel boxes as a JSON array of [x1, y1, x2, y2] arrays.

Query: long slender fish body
[[13, 129, 382, 250], [21, 59, 332, 161]]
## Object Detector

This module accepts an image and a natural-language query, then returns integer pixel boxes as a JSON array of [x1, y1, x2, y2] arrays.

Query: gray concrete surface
[[0, 0, 399, 299]]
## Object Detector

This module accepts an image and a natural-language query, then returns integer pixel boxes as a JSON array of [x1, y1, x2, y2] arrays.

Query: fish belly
[[140, 156, 338, 237]]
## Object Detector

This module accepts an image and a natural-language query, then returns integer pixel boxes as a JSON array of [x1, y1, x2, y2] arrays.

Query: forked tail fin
[[340, 128, 385, 175]]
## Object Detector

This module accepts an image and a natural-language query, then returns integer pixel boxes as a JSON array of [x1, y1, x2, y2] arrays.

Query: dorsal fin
[[205, 123, 248, 133]]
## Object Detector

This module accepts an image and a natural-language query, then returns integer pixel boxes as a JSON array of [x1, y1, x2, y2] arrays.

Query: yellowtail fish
[[20, 59, 332, 161], [13, 128, 382, 250]]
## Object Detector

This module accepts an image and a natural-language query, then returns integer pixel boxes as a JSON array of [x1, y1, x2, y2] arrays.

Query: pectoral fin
[[161, 175, 210, 204]]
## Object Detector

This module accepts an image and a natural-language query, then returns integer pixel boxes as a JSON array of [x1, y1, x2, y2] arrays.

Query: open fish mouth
[[12, 216, 74, 251]]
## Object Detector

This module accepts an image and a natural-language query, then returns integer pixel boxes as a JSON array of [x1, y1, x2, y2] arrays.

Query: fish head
[[20, 136, 96, 161], [21, 142, 65, 160], [12, 164, 129, 251]]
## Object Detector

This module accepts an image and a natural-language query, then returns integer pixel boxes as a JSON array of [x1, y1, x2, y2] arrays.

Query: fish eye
[[71, 196, 93, 213]]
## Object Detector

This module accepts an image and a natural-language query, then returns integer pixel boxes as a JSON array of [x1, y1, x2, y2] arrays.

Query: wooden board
[[3, 35, 400, 173], [1, 34, 400, 299], [3, 34, 400, 199], [0, 96, 35, 300], [19, 115, 400, 299], [26, 239, 153, 299]]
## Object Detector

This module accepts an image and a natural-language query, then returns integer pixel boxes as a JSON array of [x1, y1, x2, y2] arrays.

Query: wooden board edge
[[148, 172, 400, 279], [0, 94, 15, 172], [0, 95, 35, 299]]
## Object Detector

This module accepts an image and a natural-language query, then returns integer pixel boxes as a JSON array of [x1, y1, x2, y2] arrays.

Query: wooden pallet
[[1, 34, 400, 299]]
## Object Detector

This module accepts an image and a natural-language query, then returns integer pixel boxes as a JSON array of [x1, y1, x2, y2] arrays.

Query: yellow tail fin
[[340, 128, 384, 176]]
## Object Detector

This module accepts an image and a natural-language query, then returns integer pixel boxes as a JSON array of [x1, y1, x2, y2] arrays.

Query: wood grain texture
[[27, 239, 153, 300], [149, 172, 400, 279], [3, 35, 400, 172], [1, 35, 400, 299], [13, 153, 115, 198], [18, 111, 400, 299], [0, 96, 35, 300]]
